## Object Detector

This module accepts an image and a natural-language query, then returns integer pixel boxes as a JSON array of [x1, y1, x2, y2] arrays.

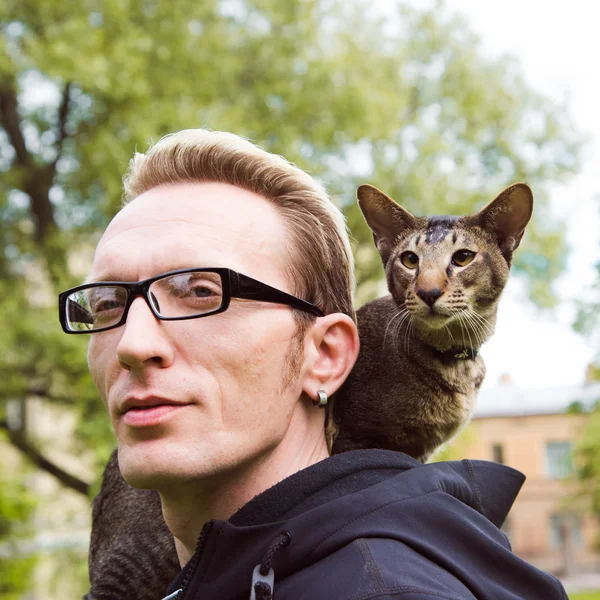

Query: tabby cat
[[332, 182, 532, 459], [86, 182, 533, 599]]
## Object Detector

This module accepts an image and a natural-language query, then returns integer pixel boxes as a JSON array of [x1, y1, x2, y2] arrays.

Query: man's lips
[[119, 396, 189, 415], [119, 396, 192, 427]]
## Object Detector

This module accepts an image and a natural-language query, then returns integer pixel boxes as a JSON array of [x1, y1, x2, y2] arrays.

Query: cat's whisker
[[460, 311, 478, 342], [469, 313, 488, 348], [457, 312, 475, 350], [466, 310, 493, 344], [455, 312, 466, 348], [404, 315, 414, 356], [392, 310, 412, 351], [462, 311, 485, 347], [472, 318, 490, 347], [444, 324, 455, 345], [468, 308, 490, 324], [462, 312, 476, 350], [394, 321, 405, 352], [383, 308, 408, 351], [468, 310, 494, 335], [408, 318, 414, 356]]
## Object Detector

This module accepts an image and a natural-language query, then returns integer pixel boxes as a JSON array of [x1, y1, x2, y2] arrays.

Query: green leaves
[[0, 459, 38, 600]]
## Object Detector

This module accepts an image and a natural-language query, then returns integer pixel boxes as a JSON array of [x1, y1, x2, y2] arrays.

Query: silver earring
[[312, 390, 328, 409]]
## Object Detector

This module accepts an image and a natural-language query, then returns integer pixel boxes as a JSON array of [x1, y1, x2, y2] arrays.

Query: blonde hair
[[122, 129, 356, 446]]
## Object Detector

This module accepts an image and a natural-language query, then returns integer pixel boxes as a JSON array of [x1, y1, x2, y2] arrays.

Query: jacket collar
[[167, 451, 525, 598]]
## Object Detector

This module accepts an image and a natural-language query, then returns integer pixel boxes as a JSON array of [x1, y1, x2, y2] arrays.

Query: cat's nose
[[417, 288, 443, 307]]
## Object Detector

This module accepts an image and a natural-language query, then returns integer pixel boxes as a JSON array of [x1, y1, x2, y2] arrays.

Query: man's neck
[[159, 426, 329, 566]]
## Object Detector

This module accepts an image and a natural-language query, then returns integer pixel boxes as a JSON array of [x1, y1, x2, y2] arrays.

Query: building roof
[[473, 383, 600, 419]]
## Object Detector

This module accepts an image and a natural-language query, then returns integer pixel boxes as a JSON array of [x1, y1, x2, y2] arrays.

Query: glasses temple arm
[[234, 272, 324, 316]]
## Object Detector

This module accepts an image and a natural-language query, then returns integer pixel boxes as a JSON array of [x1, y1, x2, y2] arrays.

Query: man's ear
[[301, 313, 359, 402]]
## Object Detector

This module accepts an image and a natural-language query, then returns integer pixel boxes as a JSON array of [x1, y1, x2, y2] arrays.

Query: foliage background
[[0, 0, 595, 596]]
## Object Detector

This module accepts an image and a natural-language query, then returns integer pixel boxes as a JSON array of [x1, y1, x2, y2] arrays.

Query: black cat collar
[[435, 347, 479, 360]]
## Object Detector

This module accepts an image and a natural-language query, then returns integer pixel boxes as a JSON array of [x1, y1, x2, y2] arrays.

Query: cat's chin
[[413, 310, 456, 330]]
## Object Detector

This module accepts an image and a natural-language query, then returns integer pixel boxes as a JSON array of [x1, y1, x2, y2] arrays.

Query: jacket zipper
[[165, 521, 215, 600]]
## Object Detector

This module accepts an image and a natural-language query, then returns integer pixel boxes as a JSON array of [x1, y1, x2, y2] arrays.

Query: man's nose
[[116, 297, 174, 371]]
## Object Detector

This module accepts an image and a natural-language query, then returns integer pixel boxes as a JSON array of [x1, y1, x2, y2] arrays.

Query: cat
[[332, 182, 533, 460], [85, 182, 533, 599], [85, 450, 180, 599]]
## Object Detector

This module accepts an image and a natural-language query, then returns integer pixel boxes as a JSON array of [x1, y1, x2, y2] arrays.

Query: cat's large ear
[[357, 184, 417, 264], [475, 183, 533, 254]]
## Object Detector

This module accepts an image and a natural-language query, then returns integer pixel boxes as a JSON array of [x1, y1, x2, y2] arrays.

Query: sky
[[399, 0, 600, 390]]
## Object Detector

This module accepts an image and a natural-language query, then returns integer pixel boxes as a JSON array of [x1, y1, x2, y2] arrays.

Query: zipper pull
[[161, 590, 183, 600], [250, 565, 274, 600]]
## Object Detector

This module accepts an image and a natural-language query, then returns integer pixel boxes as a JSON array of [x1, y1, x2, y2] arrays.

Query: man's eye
[[94, 299, 123, 312], [190, 285, 216, 298], [90, 296, 125, 323]]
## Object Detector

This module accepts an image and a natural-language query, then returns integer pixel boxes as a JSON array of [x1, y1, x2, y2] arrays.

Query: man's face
[[87, 182, 308, 488]]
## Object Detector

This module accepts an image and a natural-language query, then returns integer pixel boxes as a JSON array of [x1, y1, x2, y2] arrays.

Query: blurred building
[[461, 377, 600, 576]]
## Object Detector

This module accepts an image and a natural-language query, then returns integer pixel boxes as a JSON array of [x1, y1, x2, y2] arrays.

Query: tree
[[573, 260, 600, 517], [574, 255, 600, 368], [572, 189, 599, 509], [0, 0, 583, 498], [575, 395, 600, 524], [0, 460, 38, 600]]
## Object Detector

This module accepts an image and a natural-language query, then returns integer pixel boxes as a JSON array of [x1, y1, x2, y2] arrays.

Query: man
[[59, 129, 567, 599]]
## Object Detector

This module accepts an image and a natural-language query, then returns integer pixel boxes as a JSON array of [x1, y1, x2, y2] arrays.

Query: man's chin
[[116, 439, 225, 490], [117, 445, 179, 489], [119, 463, 166, 490]]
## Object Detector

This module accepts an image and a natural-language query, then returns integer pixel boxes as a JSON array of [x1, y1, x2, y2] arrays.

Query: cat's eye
[[400, 251, 419, 269], [451, 250, 476, 267]]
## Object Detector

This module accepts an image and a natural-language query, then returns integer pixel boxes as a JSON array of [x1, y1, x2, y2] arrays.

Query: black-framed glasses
[[58, 267, 324, 334]]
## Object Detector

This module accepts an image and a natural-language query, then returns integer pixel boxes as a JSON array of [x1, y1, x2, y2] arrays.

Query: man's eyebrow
[[83, 265, 222, 285]]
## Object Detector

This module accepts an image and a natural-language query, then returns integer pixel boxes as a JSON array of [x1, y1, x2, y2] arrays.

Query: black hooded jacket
[[164, 450, 567, 600]]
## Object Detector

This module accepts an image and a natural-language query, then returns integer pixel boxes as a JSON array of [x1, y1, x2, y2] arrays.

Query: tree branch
[[51, 81, 72, 170], [0, 84, 32, 167], [0, 81, 58, 244], [0, 419, 91, 497]]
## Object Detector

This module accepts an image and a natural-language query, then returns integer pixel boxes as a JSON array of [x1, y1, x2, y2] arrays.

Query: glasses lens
[[65, 286, 128, 331], [150, 271, 224, 318]]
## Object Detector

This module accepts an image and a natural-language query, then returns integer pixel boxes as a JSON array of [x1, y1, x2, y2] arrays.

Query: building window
[[549, 514, 583, 550], [492, 443, 504, 464], [545, 441, 574, 479]]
